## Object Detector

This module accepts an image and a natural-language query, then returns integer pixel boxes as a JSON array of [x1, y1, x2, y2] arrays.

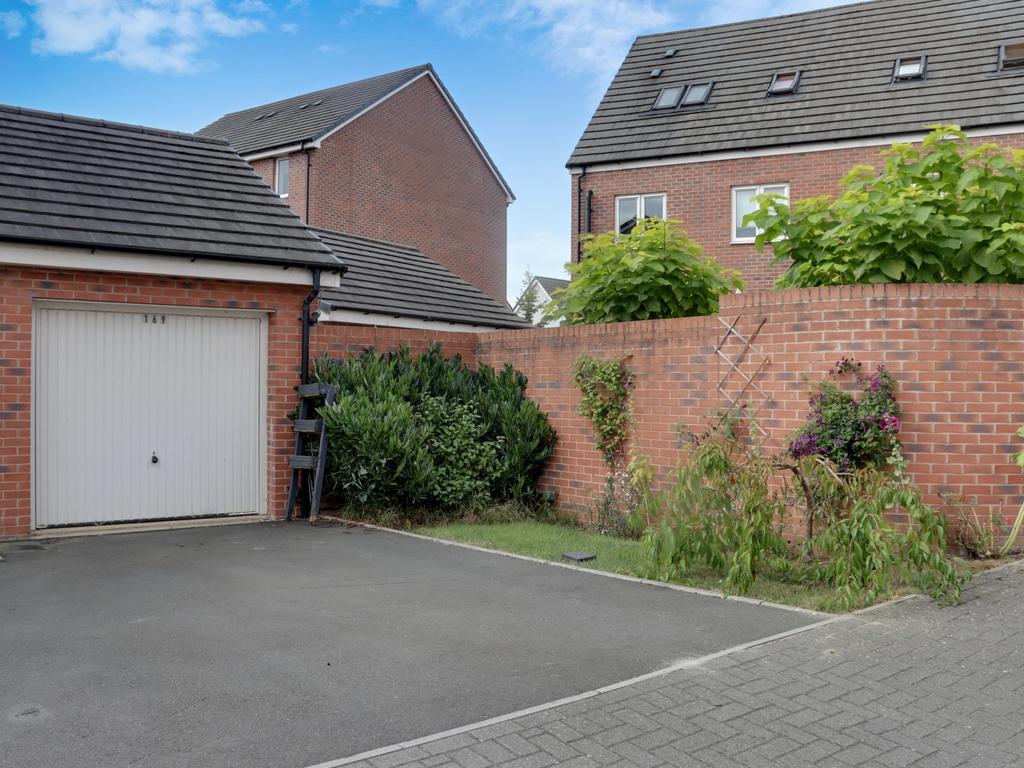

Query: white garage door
[[33, 303, 266, 528]]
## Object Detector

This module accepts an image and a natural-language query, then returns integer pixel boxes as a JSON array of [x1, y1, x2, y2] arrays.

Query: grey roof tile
[[0, 105, 342, 270], [568, 0, 1024, 166], [197, 65, 431, 156], [534, 276, 569, 295], [316, 228, 528, 329]]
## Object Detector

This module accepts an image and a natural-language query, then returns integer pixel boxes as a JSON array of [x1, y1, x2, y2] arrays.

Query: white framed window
[[732, 184, 789, 243], [276, 157, 289, 197], [615, 193, 666, 234]]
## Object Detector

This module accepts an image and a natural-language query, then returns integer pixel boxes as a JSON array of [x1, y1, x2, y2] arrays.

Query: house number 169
[[143, 314, 167, 324]]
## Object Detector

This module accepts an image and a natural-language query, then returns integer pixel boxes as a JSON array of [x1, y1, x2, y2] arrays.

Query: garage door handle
[[151, 452, 159, 464]]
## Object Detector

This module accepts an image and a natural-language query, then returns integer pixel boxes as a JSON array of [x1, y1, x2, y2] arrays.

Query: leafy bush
[[747, 125, 1024, 287], [641, 437, 787, 594], [641, 431, 967, 610], [789, 358, 902, 472], [312, 346, 556, 516], [804, 473, 967, 611], [548, 218, 743, 325]]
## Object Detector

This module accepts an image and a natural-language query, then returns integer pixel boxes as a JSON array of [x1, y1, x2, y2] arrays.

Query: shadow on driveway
[[0, 522, 817, 768]]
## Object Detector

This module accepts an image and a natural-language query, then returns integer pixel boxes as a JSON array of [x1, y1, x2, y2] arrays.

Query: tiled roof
[[315, 228, 528, 329], [569, 0, 1024, 166], [0, 105, 341, 270], [197, 65, 431, 156]]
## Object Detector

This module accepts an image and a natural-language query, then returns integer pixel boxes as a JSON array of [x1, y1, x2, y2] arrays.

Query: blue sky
[[0, 0, 853, 301]]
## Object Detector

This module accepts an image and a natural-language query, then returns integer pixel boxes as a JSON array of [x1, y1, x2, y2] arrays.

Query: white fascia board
[[0, 241, 341, 287], [318, 307, 502, 333], [570, 124, 1024, 174], [310, 71, 516, 204], [243, 143, 305, 162]]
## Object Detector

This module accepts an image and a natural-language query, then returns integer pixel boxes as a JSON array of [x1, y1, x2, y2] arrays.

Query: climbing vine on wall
[[573, 354, 634, 466]]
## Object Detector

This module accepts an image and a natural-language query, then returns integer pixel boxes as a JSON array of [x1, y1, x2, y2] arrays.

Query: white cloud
[[27, 0, 264, 74], [1, 10, 26, 38], [281, 20, 298, 33], [416, 0, 676, 82]]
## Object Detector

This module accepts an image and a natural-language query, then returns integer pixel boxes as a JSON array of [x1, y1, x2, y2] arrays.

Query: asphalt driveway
[[0, 522, 817, 768]]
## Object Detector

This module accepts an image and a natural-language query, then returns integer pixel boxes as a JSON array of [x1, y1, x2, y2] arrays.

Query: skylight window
[[893, 56, 927, 81], [664, 48, 677, 58], [653, 85, 685, 109], [254, 110, 278, 121], [768, 70, 801, 95], [681, 82, 713, 105], [650, 68, 663, 77], [1000, 43, 1024, 70]]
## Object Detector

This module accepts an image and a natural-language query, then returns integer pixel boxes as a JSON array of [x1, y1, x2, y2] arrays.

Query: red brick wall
[[313, 322, 479, 362], [571, 132, 1024, 290], [0, 267, 477, 540], [477, 284, 1024, 535], [249, 76, 509, 304]]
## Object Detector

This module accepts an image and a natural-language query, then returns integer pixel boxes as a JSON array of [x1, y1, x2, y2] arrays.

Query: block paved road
[[337, 562, 1024, 768]]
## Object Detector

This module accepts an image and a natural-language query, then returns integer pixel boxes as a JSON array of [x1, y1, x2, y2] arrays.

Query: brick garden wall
[[571, 132, 1024, 290], [476, 284, 1024, 534]]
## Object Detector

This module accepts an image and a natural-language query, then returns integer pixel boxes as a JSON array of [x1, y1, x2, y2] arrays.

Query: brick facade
[[477, 284, 1024, 537], [0, 265, 477, 540], [248, 76, 510, 304], [571, 132, 1024, 290]]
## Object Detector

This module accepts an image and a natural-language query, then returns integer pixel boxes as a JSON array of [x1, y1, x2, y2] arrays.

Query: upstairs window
[[616, 194, 666, 234], [768, 70, 801, 95], [1000, 43, 1024, 71], [653, 85, 684, 109], [276, 157, 289, 198], [732, 184, 788, 242], [893, 56, 927, 81]]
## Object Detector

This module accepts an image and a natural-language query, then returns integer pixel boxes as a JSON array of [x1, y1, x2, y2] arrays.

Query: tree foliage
[[515, 270, 545, 325], [548, 218, 743, 325], [747, 126, 1024, 287]]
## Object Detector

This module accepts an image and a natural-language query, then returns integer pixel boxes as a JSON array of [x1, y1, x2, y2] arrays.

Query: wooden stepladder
[[285, 382, 338, 523]]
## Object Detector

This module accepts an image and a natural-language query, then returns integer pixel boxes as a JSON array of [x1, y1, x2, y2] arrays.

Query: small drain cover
[[561, 551, 596, 563]]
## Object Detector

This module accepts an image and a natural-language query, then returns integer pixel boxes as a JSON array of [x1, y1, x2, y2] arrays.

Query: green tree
[[515, 270, 545, 325], [548, 218, 743, 325], [747, 126, 1024, 288]]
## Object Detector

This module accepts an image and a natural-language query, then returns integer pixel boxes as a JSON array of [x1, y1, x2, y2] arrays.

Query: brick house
[[0, 104, 523, 540], [569, 0, 1024, 289], [199, 65, 515, 303]]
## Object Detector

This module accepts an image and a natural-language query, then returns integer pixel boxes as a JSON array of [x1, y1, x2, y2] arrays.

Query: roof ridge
[[212, 64, 433, 120], [0, 103, 228, 146]]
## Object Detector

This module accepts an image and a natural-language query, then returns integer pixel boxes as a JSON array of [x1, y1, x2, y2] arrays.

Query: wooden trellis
[[716, 314, 772, 437]]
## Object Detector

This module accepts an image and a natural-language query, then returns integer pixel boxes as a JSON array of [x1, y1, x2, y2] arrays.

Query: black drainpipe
[[301, 269, 321, 385], [303, 146, 313, 224], [575, 166, 587, 263]]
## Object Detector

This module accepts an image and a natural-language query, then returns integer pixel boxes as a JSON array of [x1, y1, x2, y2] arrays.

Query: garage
[[33, 302, 267, 528]]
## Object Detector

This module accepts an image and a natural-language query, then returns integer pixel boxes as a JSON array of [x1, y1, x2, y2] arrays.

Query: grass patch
[[416, 521, 840, 612]]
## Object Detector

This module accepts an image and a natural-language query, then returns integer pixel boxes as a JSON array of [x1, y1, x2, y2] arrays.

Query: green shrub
[[311, 345, 556, 516], [547, 218, 743, 325], [747, 125, 1024, 287]]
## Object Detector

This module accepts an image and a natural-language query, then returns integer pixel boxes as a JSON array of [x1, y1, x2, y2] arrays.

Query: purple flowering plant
[[789, 357, 902, 472]]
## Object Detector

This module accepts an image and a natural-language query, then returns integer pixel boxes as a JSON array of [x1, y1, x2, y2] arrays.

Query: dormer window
[[681, 82, 713, 105], [1000, 43, 1024, 71], [768, 70, 801, 95], [893, 56, 927, 81], [653, 86, 684, 109]]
